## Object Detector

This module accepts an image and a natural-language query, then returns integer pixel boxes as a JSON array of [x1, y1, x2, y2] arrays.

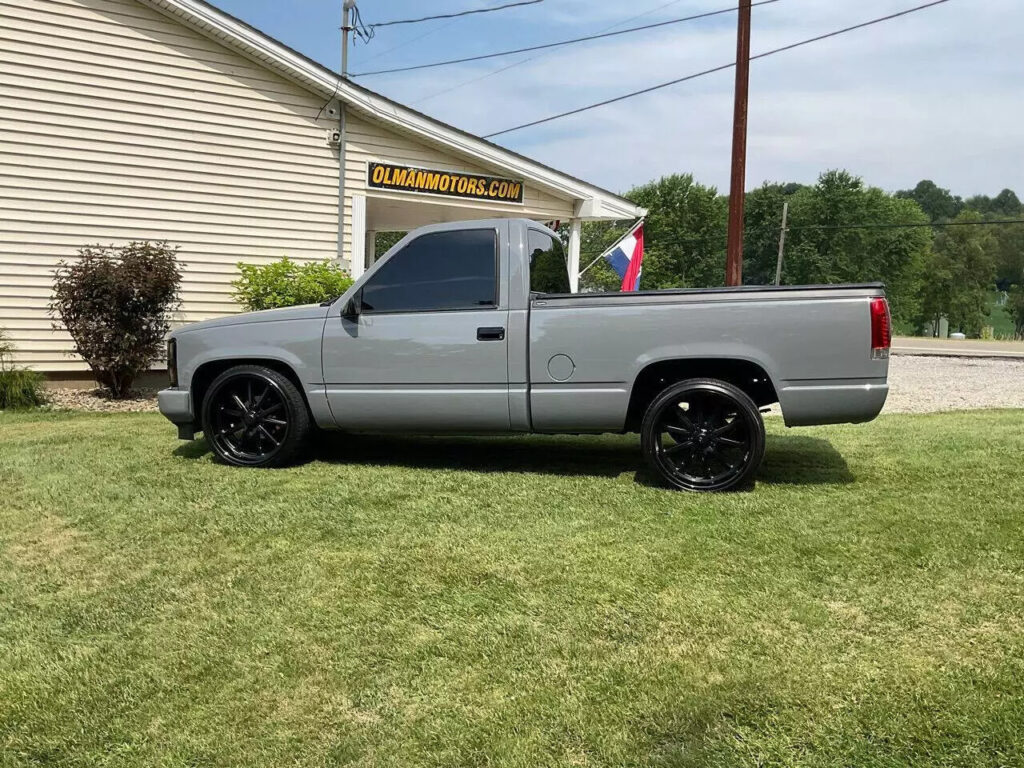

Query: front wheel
[[201, 365, 310, 467], [641, 378, 765, 492]]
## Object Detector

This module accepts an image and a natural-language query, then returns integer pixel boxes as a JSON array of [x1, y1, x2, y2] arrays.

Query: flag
[[602, 221, 645, 292]]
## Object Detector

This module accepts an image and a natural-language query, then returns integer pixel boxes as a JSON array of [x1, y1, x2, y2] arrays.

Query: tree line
[[577, 171, 1024, 338]]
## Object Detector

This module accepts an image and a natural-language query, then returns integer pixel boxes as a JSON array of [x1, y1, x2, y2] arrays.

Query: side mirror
[[341, 291, 361, 323]]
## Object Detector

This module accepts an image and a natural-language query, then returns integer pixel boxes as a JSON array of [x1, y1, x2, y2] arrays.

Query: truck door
[[322, 223, 511, 432]]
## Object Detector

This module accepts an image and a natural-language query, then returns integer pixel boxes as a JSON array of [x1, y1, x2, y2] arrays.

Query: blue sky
[[209, 0, 1023, 198]]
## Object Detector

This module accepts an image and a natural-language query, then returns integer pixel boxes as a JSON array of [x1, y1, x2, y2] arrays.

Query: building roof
[[136, 0, 646, 221]]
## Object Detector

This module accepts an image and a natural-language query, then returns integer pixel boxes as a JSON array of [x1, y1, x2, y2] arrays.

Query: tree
[[580, 174, 727, 292], [895, 179, 963, 222], [50, 242, 181, 398], [1007, 287, 1024, 339], [761, 171, 930, 324], [918, 211, 997, 336], [993, 221, 1024, 289], [965, 189, 1022, 217], [741, 182, 794, 286]]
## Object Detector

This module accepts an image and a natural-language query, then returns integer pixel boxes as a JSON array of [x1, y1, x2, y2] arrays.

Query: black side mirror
[[341, 291, 362, 322]]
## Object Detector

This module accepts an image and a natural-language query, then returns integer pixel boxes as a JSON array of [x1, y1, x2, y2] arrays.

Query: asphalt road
[[892, 336, 1024, 359]]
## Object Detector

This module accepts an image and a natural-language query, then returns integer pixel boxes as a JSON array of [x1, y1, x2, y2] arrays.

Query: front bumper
[[158, 388, 196, 439]]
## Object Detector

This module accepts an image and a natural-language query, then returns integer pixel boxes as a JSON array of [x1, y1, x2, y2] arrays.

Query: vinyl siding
[[0, 0, 578, 373], [0, 0, 340, 371]]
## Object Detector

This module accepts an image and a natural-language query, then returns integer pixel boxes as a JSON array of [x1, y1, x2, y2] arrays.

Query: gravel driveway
[[884, 355, 1024, 413]]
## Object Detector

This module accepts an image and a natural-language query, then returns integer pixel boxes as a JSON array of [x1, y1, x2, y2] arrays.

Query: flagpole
[[578, 218, 645, 278]]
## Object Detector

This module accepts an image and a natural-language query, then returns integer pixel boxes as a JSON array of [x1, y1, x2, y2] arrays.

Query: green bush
[[1008, 287, 1024, 340], [232, 258, 354, 312], [0, 328, 46, 410], [50, 242, 182, 399]]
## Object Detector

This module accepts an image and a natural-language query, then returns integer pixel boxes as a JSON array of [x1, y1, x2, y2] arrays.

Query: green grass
[[1, 411, 1023, 767]]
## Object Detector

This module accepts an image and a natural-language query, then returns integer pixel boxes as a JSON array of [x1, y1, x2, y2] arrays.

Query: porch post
[[365, 229, 377, 266], [567, 218, 581, 293], [350, 194, 366, 279]]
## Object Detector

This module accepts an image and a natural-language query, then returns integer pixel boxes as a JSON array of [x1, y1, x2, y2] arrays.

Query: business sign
[[367, 162, 524, 204]]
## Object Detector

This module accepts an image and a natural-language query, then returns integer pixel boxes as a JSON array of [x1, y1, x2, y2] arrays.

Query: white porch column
[[365, 229, 377, 266], [350, 194, 366, 279], [567, 218, 582, 293]]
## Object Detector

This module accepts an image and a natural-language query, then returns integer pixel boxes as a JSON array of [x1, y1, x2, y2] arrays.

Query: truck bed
[[525, 282, 888, 432]]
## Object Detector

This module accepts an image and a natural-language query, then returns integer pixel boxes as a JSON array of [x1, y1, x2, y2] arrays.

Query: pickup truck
[[159, 218, 891, 492]]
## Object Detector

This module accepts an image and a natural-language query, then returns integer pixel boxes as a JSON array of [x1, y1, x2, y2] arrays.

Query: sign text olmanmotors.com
[[367, 162, 524, 204]]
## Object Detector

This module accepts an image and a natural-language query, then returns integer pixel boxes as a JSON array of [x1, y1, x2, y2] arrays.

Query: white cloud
[[364, 0, 1024, 197]]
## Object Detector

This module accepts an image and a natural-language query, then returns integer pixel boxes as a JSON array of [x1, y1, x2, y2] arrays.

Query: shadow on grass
[[175, 432, 852, 486]]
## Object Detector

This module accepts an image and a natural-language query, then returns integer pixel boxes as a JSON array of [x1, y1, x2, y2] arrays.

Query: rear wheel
[[201, 365, 310, 467], [641, 378, 765, 492]]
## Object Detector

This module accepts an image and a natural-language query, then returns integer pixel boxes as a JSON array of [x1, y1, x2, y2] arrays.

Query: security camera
[[325, 128, 342, 147]]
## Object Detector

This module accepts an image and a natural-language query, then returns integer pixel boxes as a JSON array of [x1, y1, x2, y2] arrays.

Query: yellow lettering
[[507, 182, 522, 200], [439, 175, 451, 192], [488, 180, 499, 197], [455, 177, 468, 194], [425, 173, 440, 190], [372, 165, 385, 184]]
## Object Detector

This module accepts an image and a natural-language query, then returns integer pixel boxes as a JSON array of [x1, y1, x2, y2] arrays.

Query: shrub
[[1008, 287, 1024, 340], [0, 328, 46, 410], [50, 242, 181, 399], [233, 257, 353, 312]]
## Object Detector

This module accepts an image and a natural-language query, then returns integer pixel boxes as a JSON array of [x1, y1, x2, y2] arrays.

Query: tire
[[200, 364, 311, 468], [641, 377, 765, 492]]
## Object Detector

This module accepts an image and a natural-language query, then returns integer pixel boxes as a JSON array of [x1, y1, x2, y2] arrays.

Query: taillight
[[870, 297, 891, 358]]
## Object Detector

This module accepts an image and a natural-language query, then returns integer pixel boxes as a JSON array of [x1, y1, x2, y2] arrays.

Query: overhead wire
[[352, 1, 779, 77], [367, 0, 543, 29], [412, 0, 690, 105], [483, 0, 953, 138]]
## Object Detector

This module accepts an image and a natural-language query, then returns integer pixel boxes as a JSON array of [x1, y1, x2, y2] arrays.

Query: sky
[[209, 0, 1023, 198]]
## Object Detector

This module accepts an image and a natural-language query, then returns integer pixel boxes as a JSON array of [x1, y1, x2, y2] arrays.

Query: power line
[[412, 0, 690, 106], [368, 0, 542, 29], [483, 0, 953, 139], [356, 0, 510, 67], [352, 1, 779, 77]]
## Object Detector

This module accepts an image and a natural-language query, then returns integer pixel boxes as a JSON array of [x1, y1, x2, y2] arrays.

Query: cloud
[[364, 0, 1023, 197]]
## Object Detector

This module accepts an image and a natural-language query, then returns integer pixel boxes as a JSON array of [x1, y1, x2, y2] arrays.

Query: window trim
[[359, 228, 501, 316]]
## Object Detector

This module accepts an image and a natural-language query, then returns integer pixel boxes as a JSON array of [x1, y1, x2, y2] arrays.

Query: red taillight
[[870, 297, 891, 356]]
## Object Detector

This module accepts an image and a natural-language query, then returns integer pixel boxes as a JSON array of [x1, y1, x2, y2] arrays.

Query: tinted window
[[360, 229, 498, 313], [528, 230, 570, 294]]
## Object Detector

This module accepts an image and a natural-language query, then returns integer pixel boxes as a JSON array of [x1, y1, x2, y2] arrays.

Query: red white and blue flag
[[602, 221, 645, 292]]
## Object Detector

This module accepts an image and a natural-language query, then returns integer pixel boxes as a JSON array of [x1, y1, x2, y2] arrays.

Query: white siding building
[[0, 0, 643, 373]]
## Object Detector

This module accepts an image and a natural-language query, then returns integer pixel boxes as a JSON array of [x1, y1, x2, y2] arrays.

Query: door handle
[[477, 326, 506, 341]]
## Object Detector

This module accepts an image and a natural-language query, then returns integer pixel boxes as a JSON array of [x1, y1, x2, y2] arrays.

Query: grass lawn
[[1, 410, 1023, 767]]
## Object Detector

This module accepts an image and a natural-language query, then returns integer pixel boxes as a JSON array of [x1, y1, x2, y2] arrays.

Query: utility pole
[[725, 0, 752, 287], [774, 201, 788, 286], [341, 0, 356, 79]]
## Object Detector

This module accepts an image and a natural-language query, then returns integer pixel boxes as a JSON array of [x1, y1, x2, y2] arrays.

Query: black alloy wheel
[[201, 365, 310, 467], [641, 378, 765, 492]]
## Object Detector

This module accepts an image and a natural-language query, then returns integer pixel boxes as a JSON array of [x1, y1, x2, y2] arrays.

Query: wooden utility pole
[[725, 0, 752, 286], [774, 201, 789, 285]]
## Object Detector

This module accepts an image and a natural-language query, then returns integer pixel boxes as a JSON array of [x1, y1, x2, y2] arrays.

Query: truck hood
[[171, 304, 329, 336]]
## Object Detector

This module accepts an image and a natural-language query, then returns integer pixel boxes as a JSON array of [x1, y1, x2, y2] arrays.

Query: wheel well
[[189, 358, 307, 421], [625, 358, 778, 431]]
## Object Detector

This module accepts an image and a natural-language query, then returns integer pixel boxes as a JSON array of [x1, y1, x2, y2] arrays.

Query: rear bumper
[[158, 388, 196, 439], [779, 380, 888, 427]]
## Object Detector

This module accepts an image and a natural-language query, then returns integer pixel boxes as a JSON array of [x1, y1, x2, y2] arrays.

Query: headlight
[[167, 338, 178, 387]]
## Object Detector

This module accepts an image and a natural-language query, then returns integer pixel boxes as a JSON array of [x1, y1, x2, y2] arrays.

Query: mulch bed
[[43, 388, 159, 413]]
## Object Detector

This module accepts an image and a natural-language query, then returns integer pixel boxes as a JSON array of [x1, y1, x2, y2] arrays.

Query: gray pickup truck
[[159, 218, 891, 491]]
